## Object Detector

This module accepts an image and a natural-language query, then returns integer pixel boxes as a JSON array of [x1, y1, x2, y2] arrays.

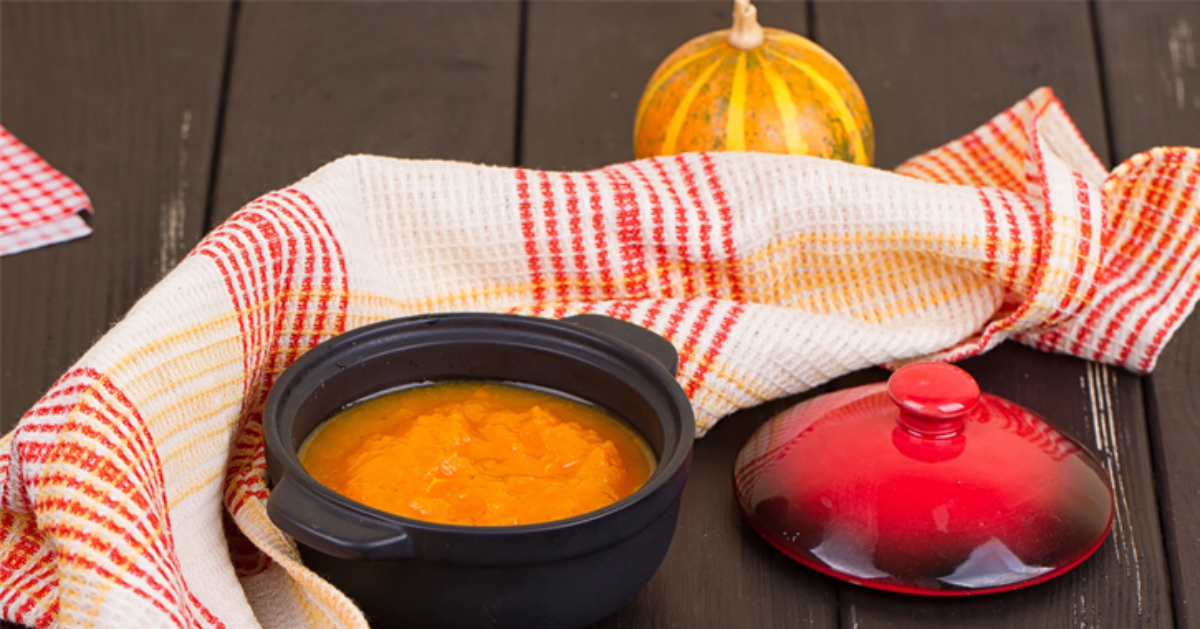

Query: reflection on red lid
[[733, 363, 1114, 596]]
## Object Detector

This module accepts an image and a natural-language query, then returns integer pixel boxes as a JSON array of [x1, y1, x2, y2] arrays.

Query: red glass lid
[[733, 363, 1114, 596]]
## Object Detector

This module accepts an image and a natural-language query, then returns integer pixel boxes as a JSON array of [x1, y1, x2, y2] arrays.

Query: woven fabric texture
[[3, 88, 1199, 628], [0, 126, 93, 256]]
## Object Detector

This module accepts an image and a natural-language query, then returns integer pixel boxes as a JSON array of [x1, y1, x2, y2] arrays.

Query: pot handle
[[564, 314, 680, 376], [267, 476, 414, 561]]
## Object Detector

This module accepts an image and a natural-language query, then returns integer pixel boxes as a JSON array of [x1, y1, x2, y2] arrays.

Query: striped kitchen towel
[[2, 87, 1198, 628], [0, 126, 92, 256]]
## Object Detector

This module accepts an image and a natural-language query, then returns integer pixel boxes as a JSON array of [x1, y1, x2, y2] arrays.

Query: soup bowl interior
[[290, 336, 670, 462]]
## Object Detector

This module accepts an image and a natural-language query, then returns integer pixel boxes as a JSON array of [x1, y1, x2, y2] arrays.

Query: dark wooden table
[[4, 1, 1200, 627]]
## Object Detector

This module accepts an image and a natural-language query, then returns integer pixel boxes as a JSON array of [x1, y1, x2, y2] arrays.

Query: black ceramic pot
[[263, 313, 695, 629]]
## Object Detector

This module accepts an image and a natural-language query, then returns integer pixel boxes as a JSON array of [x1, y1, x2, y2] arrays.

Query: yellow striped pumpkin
[[634, 4, 874, 166]]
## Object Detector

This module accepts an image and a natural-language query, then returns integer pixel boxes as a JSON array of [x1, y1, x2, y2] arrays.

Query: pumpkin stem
[[728, 0, 764, 50]]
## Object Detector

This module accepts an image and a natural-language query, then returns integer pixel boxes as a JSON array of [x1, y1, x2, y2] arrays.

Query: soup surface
[[300, 381, 655, 526]]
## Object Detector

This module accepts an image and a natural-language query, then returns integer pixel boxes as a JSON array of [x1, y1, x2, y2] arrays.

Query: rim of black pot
[[263, 312, 696, 547]]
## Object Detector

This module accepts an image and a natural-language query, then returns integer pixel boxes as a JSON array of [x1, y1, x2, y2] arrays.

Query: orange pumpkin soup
[[300, 381, 655, 526]]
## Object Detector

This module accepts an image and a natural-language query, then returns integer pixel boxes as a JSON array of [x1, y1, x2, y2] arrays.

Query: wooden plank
[[627, 394, 839, 629], [0, 2, 232, 431], [1096, 2, 1200, 627], [812, 1, 1171, 626], [522, 2, 840, 627], [208, 1, 522, 227], [816, 0, 1110, 170], [1098, 1, 1200, 156], [521, 0, 810, 171]]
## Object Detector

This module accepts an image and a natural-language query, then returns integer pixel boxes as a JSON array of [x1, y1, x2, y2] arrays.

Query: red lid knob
[[888, 363, 980, 437]]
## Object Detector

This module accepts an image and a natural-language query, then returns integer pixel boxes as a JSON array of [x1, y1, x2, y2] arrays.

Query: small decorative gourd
[[633, 0, 874, 165]]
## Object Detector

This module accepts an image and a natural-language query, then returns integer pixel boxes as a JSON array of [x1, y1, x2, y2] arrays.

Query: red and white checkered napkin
[[0, 125, 92, 256], [2, 88, 1200, 629]]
